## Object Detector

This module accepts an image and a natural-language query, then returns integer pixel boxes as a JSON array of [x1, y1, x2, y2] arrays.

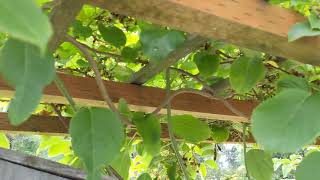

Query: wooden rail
[[0, 73, 257, 123], [0, 112, 248, 143], [88, 0, 320, 65]]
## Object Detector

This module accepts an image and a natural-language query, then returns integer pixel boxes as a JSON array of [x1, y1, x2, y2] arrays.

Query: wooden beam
[[0, 73, 256, 123], [88, 0, 320, 65], [2, 112, 320, 145], [128, 35, 207, 85], [0, 148, 114, 180], [0, 112, 247, 143]]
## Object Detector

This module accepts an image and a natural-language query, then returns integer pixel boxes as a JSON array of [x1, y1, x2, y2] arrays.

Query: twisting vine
[[165, 68, 190, 180]]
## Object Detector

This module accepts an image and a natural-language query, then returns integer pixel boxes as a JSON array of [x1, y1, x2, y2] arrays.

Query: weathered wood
[[0, 160, 68, 180], [0, 112, 245, 143], [1, 113, 320, 145], [0, 73, 256, 122], [88, 0, 320, 65], [0, 148, 115, 180], [128, 35, 207, 85]]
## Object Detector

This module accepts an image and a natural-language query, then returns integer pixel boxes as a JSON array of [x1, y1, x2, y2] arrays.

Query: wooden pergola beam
[[1, 112, 320, 145], [0, 73, 256, 123], [0, 112, 248, 143], [88, 0, 320, 65]]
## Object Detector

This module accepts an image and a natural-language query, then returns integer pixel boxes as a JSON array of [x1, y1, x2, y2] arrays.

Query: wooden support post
[[88, 0, 320, 65], [0, 73, 256, 123]]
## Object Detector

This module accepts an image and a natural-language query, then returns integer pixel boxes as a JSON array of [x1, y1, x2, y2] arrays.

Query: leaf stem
[[54, 75, 77, 112], [243, 123, 250, 180], [165, 68, 190, 180], [66, 35, 131, 125]]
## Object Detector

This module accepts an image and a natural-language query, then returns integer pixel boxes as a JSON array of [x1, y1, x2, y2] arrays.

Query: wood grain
[[0, 148, 115, 180], [0, 73, 257, 123], [88, 0, 320, 65], [0, 112, 246, 143], [1, 112, 320, 145]]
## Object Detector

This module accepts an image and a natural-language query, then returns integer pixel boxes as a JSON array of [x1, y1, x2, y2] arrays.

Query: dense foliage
[[1, 0, 320, 179]]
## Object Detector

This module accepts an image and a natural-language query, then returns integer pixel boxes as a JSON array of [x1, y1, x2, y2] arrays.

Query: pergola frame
[[1, 0, 319, 143]]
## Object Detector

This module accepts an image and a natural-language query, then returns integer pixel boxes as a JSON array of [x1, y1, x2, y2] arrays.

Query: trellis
[[0, 0, 319, 144]]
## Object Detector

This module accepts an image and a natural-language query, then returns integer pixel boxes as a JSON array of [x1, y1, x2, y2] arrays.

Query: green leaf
[[171, 115, 211, 143], [0, 133, 9, 149], [118, 98, 133, 119], [133, 113, 161, 156], [296, 151, 320, 180], [200, 163, 207, 178], [210, 126, 230, 143], [193, 52, 220, 77], [0, 0, 52, 52], [205, 160, 218, 170], [111, 149, 131, 180], [72, 20, 93, 38], [308, 11, 320, 30], [121, 46, 139, 63], [70, 107, 124, 180], [246, 149, 274, 180], [288, 21, 320, 42], [252, 89, 320, 152], [0, 39, 55, 125], [140, 29, 185, 61], [98, 24, 126, 48], [277, 75, 310, 92], [230, 56, 265, 93], [137, 173, 152, 180], [167, 162, 176, 180]]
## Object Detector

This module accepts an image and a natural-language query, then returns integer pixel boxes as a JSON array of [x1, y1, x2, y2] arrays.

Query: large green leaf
[[210, 126, 230, 143], [308, 11, 320, 30], [137, 173, 152, 180], [118, 98, 133, 119], [288, 21, 320, 42], [0, 39, 55, 125], [139, 29, 185, 61], [193, 52, 220, 77], [296, 151, 320, 180], [230, 56, 265, 93], [246, 149, 274, 180], [252, 89, 320, 152], [166, 162, 176, 180], [111, 149, 131, 180], [171, 115, 210, 143], [98, 24, 126, 48], [133, 113, 161, 156], [70, 107, 124, 180], [121, 46, 139, 63], [276, 75, 310, 92], [0, 0, 52, 52], [0, 133, 9, 149]]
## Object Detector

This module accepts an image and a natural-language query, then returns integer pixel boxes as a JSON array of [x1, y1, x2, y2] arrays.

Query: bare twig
[[50, 104, 68, 131], [165, 69, 190, 180], [66, 35, 131, 125], [151, 88, 218, 115], [70, 40, 148, 64], [168, 67, 249, 118]]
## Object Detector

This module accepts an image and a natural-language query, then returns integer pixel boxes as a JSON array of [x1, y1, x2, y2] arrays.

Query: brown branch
[[152, 88, 218, 115], [66, 36, 131, 125], [50, 104, 68, 131], [169, 67, 249, 118], [72, 41, 148, 65]]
